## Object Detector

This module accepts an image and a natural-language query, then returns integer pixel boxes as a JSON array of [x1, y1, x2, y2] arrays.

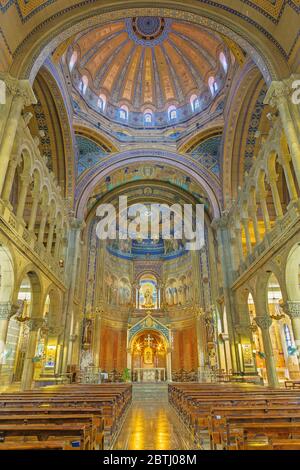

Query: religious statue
[[142, 288, 154, 308]]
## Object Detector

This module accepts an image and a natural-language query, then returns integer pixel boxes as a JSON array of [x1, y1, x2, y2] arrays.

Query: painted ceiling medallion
[[132, 17, 165, 40]]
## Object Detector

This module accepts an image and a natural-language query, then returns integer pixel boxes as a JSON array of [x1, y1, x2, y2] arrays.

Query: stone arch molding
[[75, 149, 222, 219], [11, 5, 285, 85]]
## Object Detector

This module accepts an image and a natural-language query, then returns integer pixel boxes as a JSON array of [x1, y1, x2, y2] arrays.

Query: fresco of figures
[[165, 271, 193, 306], [104, 272, 132, 307]]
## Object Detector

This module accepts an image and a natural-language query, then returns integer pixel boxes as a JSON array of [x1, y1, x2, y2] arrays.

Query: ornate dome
[[68, 17, 229, 123]]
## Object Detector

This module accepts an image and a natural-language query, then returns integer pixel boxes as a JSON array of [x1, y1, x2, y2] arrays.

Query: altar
[[134, 367, 166, 382]]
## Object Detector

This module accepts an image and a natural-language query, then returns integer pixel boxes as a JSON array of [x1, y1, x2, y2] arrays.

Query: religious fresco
[[76, 134, 110, 176], [165, 272, 193, 307], [139, 277, 158, 310], [87, 163, 210, 211]]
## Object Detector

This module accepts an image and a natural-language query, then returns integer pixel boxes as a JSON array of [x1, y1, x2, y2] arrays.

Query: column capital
[[234, 322, 252, 338], [282, 301, 300, 319], [255, 315, 272, 330], [0, 301, 19, 320], [211, 211, 230, 230], [0, 73, 36, 106], [28, 317, 45, 331]]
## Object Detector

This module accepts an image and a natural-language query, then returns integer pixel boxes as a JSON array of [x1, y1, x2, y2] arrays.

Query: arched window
[[168, 105, 177, 120], [120, 105, 128, 120], [190, 94, 200, 112], [219, 52, 228, 73], [98, 93, 106, 111], [284, 324, 293, 349], [208, 76, 218, 95], [79, 75, 88, 95], [69, 51, 78, 71], [144, 109, 153, 124]]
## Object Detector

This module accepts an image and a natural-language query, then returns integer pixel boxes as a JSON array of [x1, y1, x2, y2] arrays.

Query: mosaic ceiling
[[69, 16, 227, 113]]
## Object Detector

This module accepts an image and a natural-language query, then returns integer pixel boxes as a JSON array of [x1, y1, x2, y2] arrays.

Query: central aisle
[[113, 384, 195, 450]]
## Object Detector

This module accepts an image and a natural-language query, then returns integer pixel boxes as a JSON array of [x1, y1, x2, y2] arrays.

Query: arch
[[75, 149, 222, 220], [69, 50, 78, 71], [286, 244, 300, 301], [98, 93, 107, 111], [120, 105, 128, 120], [0, 244, 14, 303]]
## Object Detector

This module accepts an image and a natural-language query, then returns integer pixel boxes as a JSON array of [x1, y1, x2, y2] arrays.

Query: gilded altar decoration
[[144, 346, 153, 364]]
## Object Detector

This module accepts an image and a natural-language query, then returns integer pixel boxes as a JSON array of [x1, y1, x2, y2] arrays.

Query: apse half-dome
[[68, 16, 230, 127]]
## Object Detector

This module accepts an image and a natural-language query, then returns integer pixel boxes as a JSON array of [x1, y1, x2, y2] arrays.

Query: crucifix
[[145, 334, 153, 347]]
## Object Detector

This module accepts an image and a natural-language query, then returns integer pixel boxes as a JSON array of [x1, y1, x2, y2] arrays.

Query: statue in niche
[[143, 288, 154, 308], [144, 346, 153, 364]]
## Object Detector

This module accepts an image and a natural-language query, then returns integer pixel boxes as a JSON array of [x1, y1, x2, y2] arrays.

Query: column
[[281, 153, 298, 203], [16, 173, 31, 222], [242, 217, 252, 255], [166, 348, 172, 381], [54, 227, 63, 260], [255, 315, 279, 387], [258, 191, 271, 233], [46, 217, 56, 254], [0, 74, 36, 194], [1, 154, 18, 204], [127, 348, 132, 379], [235, 322, 257, 376], [195, 308, 207, 373], [284, 301, 300, 363], [20, 318, 44, 390], [249, 207, 261, 245], [37, 204, 48, 245], [264, 78, 300, 187], [28, 189, 40, 234], [235, 226, 244, 264], [269, 176, 283, 219], [0, 302, 19, 369], [92, 308, 103, 368]]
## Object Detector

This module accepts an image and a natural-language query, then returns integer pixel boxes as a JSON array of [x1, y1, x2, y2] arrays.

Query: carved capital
[[263, 77, 299, 108], [234, 322, 252, 338], [28, 318, 45, 331], [0, 302, 19, 320], [0, 73, 36, 106], [282, 301, 300, 319], [255, 315, 272, 330]]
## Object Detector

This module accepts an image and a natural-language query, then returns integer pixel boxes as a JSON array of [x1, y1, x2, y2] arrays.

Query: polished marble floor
[[113, 385, 196, 450]]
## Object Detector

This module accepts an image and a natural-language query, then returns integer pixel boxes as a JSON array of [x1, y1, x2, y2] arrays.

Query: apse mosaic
[[87, 164, 210, 209]]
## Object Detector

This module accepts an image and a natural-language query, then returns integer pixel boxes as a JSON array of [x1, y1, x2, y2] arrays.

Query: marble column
[[264, 78, 300, 187], [1, 154, 18, 204], [249, 207, 261, 245], [16, 173, 31, 222], [0, 302, 19, 368], [46, 217, 56, 254], [28, 189, 40, 234], [37, 205, 49, 246], [255, 315, 279, 387], [281, 153, 298, 203], [284, 301, 300, 363], [195, 308, 207, 371], [54, 227, 63, 260], [242, 217, 252, 255], [166, 348, 172, 381], [20, 317, 44, 390], [258, 191, 271, 233], [92, 308, 103, 368], [269, 177, 283, 219], [0, 74, 36, 194]]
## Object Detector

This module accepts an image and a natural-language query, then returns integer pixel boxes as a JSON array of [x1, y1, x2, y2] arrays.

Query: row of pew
[[0, 383, 132, 450], [168, 382, 300, 450]]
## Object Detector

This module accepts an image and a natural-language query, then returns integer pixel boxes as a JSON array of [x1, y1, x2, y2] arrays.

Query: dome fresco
[[68, 17, 229, 126]]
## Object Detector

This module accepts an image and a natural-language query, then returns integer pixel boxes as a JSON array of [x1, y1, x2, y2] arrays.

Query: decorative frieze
[[283, 301, 300, 319]]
